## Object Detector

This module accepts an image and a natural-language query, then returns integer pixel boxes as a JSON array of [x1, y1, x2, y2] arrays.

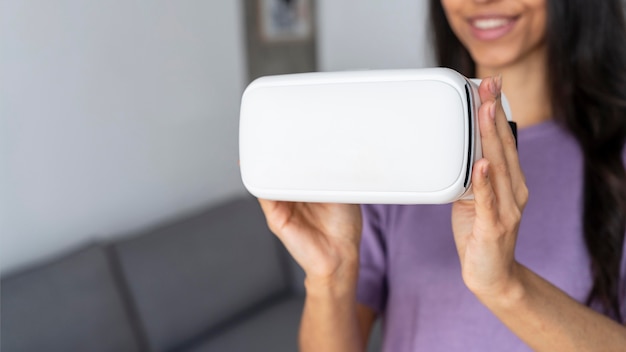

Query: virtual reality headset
[[239, 68, 515, 204]]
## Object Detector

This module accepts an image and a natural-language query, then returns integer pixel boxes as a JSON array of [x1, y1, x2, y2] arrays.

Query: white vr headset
[[239, 68, 515, 204]]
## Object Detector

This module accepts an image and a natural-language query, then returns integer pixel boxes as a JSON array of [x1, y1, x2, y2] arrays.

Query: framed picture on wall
[[244, 0, 316, 81], [259, 0, 313, 42]]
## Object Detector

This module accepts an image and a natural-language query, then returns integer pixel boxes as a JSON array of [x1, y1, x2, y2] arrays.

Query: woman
[[260, 0, 626, 350]]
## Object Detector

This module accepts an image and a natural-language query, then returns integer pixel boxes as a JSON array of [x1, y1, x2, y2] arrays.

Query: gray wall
[[0, 1, 246, 274]]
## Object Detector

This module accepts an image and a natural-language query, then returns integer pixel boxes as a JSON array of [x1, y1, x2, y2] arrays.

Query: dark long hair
[[429, 0, 626, 320]]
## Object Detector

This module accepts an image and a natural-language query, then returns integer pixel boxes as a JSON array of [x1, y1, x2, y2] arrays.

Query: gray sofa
[[1, 196, 381, 352]]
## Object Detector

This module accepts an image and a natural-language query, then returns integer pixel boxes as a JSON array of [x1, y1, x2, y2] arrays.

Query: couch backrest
[[1, 245, 142, 352], [113, 197, 290, 352]]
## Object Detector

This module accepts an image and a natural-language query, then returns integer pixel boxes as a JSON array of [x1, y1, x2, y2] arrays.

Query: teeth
[[472, 18, 511, 30]]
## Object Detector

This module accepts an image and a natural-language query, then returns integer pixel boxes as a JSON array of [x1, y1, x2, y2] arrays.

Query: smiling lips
[[468, 16, 519, 41]]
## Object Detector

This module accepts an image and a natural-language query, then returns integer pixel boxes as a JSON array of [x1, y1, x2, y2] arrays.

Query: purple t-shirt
[[357, 120, 626, 351]]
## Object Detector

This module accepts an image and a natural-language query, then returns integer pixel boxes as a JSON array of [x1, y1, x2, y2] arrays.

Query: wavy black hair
[[429, 0, 626, 321]]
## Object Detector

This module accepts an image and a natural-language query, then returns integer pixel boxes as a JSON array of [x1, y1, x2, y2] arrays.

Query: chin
[[469, 48, 520, 72]]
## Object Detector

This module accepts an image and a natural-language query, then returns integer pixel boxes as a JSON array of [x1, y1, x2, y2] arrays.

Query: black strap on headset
[[508, 121, 518, 149]]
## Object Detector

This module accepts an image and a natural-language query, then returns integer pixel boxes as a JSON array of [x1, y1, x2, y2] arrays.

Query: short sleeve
[[356, 204, 388, 314]]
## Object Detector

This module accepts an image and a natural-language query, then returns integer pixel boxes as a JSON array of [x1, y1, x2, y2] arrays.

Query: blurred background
[[1, 1, 432, 351], [1, 0, 432, 276]]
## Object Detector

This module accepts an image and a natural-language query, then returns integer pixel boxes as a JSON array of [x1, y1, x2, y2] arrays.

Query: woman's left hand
[[452, 75, 529, 299]]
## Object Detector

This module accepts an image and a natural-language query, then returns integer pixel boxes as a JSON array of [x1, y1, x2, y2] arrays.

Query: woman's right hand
[[258, 200, 362, 284]]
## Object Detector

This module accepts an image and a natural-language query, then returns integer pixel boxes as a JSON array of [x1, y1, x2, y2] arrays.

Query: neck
[[476, 46, 552, 129]]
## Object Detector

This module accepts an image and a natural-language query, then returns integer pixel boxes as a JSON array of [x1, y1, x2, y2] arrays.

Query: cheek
[[522, 0, 547, 32], [527, 0, 548, 13], [440, 0, 462, 11], [528, 4, 547, 44]]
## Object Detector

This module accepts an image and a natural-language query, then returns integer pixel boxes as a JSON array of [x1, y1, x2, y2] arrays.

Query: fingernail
[[489, 77, 499, 96], [482, 162, 489, 178], [489, 101, 496, 120], [494, 74, 503, 97]]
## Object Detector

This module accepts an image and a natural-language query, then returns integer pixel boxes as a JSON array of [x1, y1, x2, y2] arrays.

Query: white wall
[[0, 1, 432, 275], [0, 1, 246, 274], [317, 0, 433, 71]]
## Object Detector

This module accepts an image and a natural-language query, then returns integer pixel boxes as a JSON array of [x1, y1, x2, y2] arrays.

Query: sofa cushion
[[113, 196, 289, 352], [185, 295, 304, 352], [1, 245, 141, 352]]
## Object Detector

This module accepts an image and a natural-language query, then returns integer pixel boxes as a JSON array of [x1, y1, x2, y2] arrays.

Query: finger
[[472, 159, 499, 230], [476, 97, 516, 207], [258, 198, 277, 219], [258, 198, 290, 235], [492, 77, 525, 198], [479, 77, 527, 206], [495, 100, 528, 207]]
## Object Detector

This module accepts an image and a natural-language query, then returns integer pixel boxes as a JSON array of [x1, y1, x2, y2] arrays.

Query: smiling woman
[[432, 0, 626, 324], [441, 0, 547, 69], [469, 17, 518, 40], [256, 0, 626, 351]]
